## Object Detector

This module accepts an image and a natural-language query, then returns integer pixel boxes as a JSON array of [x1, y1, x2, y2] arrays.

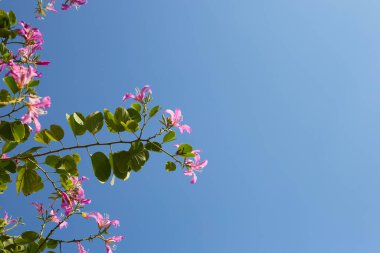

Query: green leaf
[[85, 111, 104, 135], [72, 153, 81, 164], [16, 167, 43, 196], [62, 155, 78, 176], [131, 103, 141, 112], [37, 237, 47, 252], [3, 76, 18, 94], [34, 130, 50, 144], [8, 11, 16, 26], [149, 105, 160, 118], [129, 142, 149, 172], [91, 152, 111, 183], [165, 161, 176, 172], [176, 144, 193, 156], [27, 242, 39, 253], [163, 131, 176, 143], [11, 122, 25, 142], [45, 155, 61, 168], [27, 80, 39, 88], [114, 107, 130, 132], [0, 160, 16, 173], [45, 125, 64, 141], [0, 168, 11, 194], [60, 174, 73, 190], [0, 89, 10, 106], [0, 43, 7, 55], [2, 141, 17, 153], [127, 108, 142, 122], [21, 124, 30, 142], [145, 142, 162, 152], [121, 120, 139, 133], [46, 239, 58, 249], [66, 113, 86, 136], [0, 121, 14, 141], [110, 151, 131, 180], [21, 231, 39, 243], [104, 109, 119, 133], [114, 107, 129, 124], [0, 29, 11, 39]]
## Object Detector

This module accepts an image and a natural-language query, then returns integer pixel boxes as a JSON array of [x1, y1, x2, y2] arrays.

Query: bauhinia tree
[[0, 1, 208, 252]]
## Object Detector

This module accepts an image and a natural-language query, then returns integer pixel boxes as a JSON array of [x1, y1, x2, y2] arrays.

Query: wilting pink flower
[[165, 108, 191, 134], [32, 202, 44, 216], [60, 176, 91, 216], [3, 211, 17, 226], [21, 96, 51, 132], [61, 0, 87, 10], [83, 212, 120, 229], [105, 236, 124, 253], [77, 242, 87, 253], [184, 150, 208, 184], [50, 210, 68, 229], [122, 85, 152, 102], [9, 62, 40, 88], [18, 22, 44, 46]]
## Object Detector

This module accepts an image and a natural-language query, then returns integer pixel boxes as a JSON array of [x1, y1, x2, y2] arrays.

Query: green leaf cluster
[[0, 10, 18, 40]]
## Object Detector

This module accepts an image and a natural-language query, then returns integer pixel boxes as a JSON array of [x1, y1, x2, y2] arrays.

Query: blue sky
[[2, 0, 380, 252]]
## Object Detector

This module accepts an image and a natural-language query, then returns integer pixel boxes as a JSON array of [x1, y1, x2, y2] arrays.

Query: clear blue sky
[[2, 0, 380, 252]]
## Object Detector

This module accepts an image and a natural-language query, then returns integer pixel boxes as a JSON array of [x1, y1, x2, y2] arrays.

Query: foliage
[[0, 3, 208, 253]]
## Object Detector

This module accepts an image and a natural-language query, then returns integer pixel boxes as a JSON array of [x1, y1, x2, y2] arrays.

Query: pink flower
[[21, 96, 51, 132], [1, 154, 8, 159], [105, 236, 124, 253], [36, 61, 51, 65], [83, 212, 120, 229], [32, 202, 44, 215], [184, 150, 208, 184], [61, 0, 87, 10], [77, 242, 87, 253], [122, 85, 152, 102], [165, 108, 191, 134], [60, 176, 91, 216], [3, 211, 17, 226], [17, 46, 50, 65], [18, 45, 40, 62], [50, 210, 68, 229], [60, 191, 72, 215], [9, 62, 40, 88], [18, 22, 44, 46], [46, 0, 58, 13]]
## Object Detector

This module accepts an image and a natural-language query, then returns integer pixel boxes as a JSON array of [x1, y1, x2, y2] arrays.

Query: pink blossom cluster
[[165, 108, 192, 134], [183, 150, 208, 184], [31, 176, 123, 253], [0, 22, 51, 132], [123, 85, 152, 102], [60, 176, 91, 215], [61, 0, 88, 10], [35, 0, 88, 19], [1, 21, 48, 72], [123, 85, 208, 183], [32, 202, 68, 229], [1, 211, 17, 227], [21, 96, 51, 132], [82, 212, 123, 253], [76, 236, 123, 253]]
